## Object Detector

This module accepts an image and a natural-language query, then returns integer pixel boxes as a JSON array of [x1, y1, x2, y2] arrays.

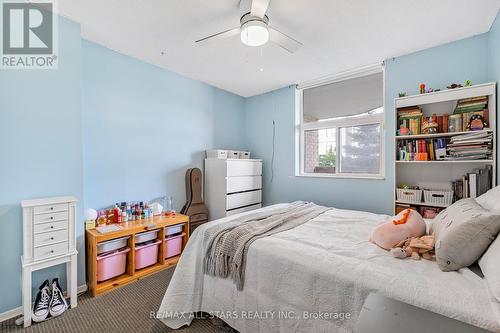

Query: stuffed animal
[[468, 115, 487, 131], [369, 208, 426, 250], [390, 235, 435, 260]]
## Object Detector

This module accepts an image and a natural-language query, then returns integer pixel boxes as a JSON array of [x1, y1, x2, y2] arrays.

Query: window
[[297, 69, 385, 178]]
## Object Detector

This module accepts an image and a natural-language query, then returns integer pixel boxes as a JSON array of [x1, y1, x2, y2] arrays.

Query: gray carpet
[[1, 267, 235, 333]]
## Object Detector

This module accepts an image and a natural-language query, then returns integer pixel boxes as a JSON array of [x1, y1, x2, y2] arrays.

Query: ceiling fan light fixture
[[240, 20, 269, 47]]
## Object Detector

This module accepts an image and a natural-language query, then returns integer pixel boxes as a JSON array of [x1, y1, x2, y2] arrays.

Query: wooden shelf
[[396, 160, 494, 164], [395, 200, 450, 208], [395, 129, 493, 140], [86, 214, 189, 297]]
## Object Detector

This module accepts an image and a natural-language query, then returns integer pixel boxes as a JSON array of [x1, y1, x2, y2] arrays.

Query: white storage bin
[[97, 236, 130, 255], [239, 151, 250, 159], [396, 188, 423, 204], [424, 190, 453, 207], [227, 150, 240, 159], [165, 224, 183, 236], [135, 230, 159, 244], [206, 149, 227, 159]]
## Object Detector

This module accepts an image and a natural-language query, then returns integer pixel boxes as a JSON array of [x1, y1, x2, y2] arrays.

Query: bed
[[158, 204, 500, 332]]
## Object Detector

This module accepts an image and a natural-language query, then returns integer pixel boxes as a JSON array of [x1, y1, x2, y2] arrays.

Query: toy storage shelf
[[393, 82, 497, 216], [86, 214, 189, 297]]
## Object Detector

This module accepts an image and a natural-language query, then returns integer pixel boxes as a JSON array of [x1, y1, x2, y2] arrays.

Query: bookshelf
[[393, 82, 497, 216]]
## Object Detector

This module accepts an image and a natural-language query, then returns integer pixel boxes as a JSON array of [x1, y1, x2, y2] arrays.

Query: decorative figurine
[[398, 92, 407, 97], [419, 83, 426, 94], [468, 115, 487, 131], [447, 83, 463, 89], [398, 124, 410, 136], [464, 80, 472, 87], [421, 117, 438, 134]]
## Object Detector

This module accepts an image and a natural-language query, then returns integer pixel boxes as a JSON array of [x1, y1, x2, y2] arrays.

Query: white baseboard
[[0, 284, 88, 323]]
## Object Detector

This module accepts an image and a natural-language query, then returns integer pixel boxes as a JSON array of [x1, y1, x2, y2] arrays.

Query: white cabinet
[[21, 196, 78, 327], [205, 159, 263, 220]]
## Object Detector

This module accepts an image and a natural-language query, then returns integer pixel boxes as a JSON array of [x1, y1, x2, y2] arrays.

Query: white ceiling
[[58, 0, 500, 97]]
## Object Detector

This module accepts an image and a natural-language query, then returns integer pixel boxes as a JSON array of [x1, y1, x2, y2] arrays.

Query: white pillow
[[476, 185, 500, 212], [479, 235, 500, 302]]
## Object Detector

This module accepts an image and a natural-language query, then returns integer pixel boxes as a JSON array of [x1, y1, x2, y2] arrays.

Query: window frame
[[295, 67, 386, 180]]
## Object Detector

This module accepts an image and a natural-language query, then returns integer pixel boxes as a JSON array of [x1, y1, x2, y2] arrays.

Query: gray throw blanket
[[203, 201, 330, 290]]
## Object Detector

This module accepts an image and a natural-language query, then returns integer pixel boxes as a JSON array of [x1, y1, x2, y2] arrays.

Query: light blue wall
[[82, 41, 245, 211], [244, 33, 491, 215], [0, 18, 84, 313]]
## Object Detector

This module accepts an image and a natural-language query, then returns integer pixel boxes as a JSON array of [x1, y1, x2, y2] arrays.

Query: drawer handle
[[50, 217, 54, 220], [50, 250, 54, 253], [50, 207, 54, 210], [50, 237, 54, 240], [50, 226, 54, 229]]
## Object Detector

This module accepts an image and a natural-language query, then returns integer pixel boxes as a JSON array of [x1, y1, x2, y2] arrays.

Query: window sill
[[294, 173, 386, 180]]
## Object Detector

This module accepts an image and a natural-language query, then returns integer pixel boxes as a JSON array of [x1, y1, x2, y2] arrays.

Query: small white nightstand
[[21, 196, 78, 327]]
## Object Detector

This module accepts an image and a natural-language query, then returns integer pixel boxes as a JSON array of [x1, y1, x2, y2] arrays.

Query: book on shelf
[[454, 96, 489, 130], [446, 131, 493, 160], [397, 131, 492, 161], [452, 165, 492, 201]]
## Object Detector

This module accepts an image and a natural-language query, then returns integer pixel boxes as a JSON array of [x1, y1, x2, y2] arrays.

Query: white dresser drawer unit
[[226, 203, 262, 216], [226, 190, 262, 210], [21, 196, 78, 327], [34, 229, 69, 248], [227, 160, 262, 177], [33, 241, 69, 260], [34, 210, 68, 224], [205, 158, 263, 220], [226, 176, 262, 193], [34, 220, 68, 234], [33, 203, 69, 215]]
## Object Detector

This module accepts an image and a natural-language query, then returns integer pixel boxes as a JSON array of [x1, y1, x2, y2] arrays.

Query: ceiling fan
[[195, 0, 302, 53]]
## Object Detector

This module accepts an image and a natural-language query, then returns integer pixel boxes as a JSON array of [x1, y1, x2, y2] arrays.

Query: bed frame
[[355, 293, 490, 333]]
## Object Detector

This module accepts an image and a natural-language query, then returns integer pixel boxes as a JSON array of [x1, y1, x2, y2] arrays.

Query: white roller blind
[[302, 72, 383, 122]]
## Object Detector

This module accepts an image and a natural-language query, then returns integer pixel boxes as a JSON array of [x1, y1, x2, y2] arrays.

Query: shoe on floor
[[32, 280, 51, 322], [49, 278, 68, 318]]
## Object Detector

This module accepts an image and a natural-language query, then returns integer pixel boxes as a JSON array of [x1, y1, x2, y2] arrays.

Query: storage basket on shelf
[[423, 190, 453, 207], [164, 233, 185, 259], [135, 240, 161, 270], [96, 236, 130, 282], [96, 247, 129, 282], [396, 188, 423, 204]]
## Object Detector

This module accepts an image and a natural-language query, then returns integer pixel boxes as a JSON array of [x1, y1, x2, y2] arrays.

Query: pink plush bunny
[[369, 208, 426, 250]]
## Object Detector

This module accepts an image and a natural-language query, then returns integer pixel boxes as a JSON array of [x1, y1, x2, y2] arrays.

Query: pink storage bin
[[96, 248, 130, 282], [135, 240, 161, 270], [164, 233, 185, 259]]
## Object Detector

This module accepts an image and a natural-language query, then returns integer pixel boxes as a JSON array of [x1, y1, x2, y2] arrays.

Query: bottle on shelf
[[114, 203, 121, 223], [126, 203, 132, 221]]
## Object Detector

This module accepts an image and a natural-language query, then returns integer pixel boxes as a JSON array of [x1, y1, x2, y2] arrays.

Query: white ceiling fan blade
[[195, 27, 240, 46], [250, 0, 270, 18], [269, 27, 302, 53]]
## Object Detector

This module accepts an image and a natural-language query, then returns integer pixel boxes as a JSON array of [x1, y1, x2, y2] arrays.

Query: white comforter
[[158, 204, 500, 332]]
